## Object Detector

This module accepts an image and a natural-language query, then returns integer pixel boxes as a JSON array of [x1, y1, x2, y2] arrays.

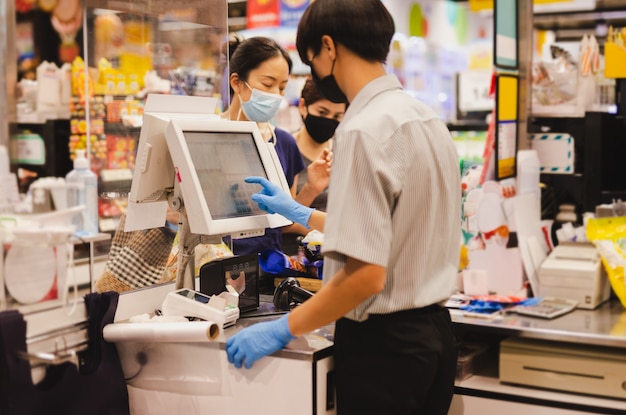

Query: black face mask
[[303, 113, 339, 144], [311, 59, 348, 104]]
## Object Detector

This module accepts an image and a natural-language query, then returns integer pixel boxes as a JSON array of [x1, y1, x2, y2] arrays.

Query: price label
[[10, 133, 45, 165], [100, 168, 133, 183], [458, 70, 494, 113]]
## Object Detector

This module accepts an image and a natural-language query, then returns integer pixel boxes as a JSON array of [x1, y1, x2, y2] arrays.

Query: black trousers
[[334, 304, 458, 415]]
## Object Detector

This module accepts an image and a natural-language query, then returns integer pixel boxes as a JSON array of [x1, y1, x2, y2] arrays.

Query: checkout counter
[[110, 284, 336, 415], [109, 281, 626, 415], [8, 270, 626, 415], [449, 300, 626, 414]]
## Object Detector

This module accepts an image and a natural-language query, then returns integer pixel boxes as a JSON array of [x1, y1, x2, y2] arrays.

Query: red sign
[[247, 0, 280, 29]]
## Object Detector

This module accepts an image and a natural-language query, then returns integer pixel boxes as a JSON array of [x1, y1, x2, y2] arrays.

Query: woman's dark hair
[[296, 0, 394, 65], [300, 79, 324, 106], [228, 35, 293, 81]]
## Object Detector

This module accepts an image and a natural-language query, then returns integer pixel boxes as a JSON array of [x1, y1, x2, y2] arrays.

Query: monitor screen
[[164, 118, 292, 237], [183, 131, 267, 220]]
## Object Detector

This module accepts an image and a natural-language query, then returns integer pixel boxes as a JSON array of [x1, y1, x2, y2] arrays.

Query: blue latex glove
[[226, 313, 295, 369], [245, 176, 313, 228]]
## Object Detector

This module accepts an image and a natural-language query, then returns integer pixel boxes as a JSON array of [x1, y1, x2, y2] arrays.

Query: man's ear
[[321, 35, 336, 59]]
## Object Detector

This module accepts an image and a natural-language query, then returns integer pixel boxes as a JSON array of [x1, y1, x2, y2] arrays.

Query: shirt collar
[[338, 74, 403, 130]]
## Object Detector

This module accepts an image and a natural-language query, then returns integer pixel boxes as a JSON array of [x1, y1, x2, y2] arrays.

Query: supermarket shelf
[[447, 120, 489, 131]]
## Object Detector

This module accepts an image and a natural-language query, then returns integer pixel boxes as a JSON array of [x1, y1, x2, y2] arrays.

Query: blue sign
[[280, 0, 309, 27]]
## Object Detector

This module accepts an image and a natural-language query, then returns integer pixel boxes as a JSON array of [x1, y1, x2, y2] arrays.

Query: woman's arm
[[306, 210, 326, 232]]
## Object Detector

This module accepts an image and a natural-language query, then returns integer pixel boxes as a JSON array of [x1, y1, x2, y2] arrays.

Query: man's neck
[[335, 45, 387, 103]]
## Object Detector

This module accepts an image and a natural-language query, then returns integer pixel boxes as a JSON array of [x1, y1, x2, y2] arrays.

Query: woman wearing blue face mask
[[222, 36, 325, 265]]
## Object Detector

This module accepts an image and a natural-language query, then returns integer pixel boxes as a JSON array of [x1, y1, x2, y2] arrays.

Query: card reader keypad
[[512, 297, 578, 319]]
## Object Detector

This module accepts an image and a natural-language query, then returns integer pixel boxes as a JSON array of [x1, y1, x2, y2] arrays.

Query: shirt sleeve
[[323, 129, 396, 267]]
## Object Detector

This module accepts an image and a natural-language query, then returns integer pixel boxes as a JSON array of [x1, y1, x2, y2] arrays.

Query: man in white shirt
[[226, 1, 461, 413]]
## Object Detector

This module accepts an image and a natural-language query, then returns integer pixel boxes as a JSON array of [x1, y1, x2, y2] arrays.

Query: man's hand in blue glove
[[226, 314, 295, 369], [245, 176, 313, 228]]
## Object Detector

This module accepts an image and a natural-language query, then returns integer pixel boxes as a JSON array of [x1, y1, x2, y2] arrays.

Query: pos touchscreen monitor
[[125, 94, 219, 232], [163, 118, 292, 238]]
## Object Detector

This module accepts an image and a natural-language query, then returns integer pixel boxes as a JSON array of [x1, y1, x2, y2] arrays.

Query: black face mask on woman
[[303, 113, 339, 144]]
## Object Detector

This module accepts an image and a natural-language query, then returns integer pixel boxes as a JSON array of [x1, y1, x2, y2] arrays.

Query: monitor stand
[[174, 208, 223, 290]]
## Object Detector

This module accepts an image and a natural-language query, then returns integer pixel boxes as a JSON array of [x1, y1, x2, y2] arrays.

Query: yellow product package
[[586, 216, 626, 307]]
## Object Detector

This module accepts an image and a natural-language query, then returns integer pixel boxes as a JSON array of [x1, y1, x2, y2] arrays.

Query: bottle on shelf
[[66, 149, 99, 236]]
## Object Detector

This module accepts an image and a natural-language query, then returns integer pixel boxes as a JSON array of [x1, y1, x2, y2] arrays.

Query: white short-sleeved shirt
[[322, 74, 461, 322]]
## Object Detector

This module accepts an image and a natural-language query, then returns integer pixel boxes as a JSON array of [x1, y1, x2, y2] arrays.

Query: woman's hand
[[306, 149, 333, 195]]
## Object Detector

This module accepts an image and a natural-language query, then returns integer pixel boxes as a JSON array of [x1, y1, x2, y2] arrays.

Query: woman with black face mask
[[281, 79, 346, 256], [295, 79, 346, 209]]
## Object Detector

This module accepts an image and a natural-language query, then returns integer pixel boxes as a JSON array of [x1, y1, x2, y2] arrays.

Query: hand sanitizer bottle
[[66, 149, 99, 235]]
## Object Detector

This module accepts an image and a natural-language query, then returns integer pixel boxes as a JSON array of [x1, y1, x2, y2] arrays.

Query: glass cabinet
[[79, 0, 228, 230]]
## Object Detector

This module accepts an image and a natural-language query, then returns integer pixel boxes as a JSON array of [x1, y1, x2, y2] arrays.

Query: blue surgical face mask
[[239, 82, 283, 122]]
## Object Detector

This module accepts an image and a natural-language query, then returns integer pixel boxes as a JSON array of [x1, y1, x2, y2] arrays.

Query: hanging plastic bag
[[586, 216, 626, 307]]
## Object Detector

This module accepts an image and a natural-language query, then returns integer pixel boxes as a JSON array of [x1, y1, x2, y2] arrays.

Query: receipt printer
[[537, 243, 610, 309]]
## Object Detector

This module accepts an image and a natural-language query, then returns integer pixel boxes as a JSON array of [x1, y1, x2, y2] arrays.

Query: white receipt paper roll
[[103, 321, 221, 343]]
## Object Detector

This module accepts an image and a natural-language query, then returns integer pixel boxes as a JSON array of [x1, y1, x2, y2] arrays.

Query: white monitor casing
[[164, 117, 292, 237], [125, 94, 219, 232]]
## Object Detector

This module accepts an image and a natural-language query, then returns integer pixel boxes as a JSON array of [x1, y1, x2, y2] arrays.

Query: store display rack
[[529, 111, 626, 222]]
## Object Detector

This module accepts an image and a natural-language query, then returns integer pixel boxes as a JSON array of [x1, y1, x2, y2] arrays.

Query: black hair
[[296, 0, 395, 65], [228, 35, 293, 81], [300, 78, 324, 105]]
